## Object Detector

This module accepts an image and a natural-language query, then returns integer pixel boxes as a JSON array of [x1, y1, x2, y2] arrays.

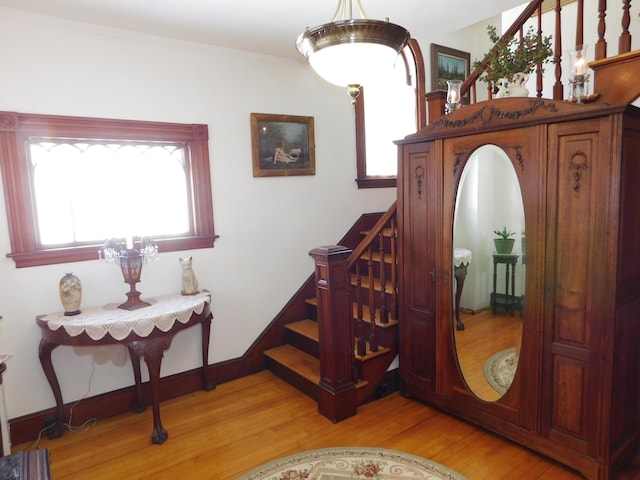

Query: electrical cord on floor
[[24, 360, 98, 451], [64, 358, 98, 434]]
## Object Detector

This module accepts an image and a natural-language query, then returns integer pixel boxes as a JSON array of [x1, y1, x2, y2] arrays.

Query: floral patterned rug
[[237, 446, 468, 480], [484, 347, 519, 395]]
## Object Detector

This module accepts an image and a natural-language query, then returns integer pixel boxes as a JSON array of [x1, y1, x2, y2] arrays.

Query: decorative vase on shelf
[[495, 72, 529, 98], [59, 273, 82, 316]]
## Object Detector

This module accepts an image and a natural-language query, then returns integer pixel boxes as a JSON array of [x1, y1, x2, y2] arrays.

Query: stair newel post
[[426, 90, 447, 123], [309, 245, 357, 423]]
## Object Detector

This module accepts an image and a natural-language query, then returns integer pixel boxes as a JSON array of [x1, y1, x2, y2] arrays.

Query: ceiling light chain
[[332, 0, 367, 22]]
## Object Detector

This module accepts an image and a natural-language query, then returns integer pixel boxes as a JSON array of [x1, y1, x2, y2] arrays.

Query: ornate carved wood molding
[[569, 151, 589, 195], [414, 165, 424, 199]]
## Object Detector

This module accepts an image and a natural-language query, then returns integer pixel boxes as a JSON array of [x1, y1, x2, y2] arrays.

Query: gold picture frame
[[430, 44, 470, 91], [250, 113, 315, 177]]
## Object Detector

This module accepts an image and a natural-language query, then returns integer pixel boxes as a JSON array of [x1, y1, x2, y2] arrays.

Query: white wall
[[0, 8, 397, 424]]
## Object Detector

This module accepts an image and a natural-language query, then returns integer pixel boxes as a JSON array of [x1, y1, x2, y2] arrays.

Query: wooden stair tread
[[286, 319, 319, 341], [360, 228, 394, 238], [354, 344, 391, 361], [265, 345, 369, 391], [358, 252, 396, 264], [264, 345, 320, 384], [352, 275, 385, 292]]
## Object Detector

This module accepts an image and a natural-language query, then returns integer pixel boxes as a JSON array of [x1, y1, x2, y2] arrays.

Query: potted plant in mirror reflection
[[494, 226, 516, 254], [473, 25, 553, 98]]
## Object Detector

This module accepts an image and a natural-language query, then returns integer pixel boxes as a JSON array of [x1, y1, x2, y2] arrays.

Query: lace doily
[[454, 248, 472, 267], [39, 291, 211, 341]]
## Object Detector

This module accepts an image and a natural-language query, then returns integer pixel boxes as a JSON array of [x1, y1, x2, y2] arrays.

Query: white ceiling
[[0, 0, 526, 60]]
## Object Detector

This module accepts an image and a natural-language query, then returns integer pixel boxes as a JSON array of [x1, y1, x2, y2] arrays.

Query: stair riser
[[287, 330, 319, 358], [265, 357, 319, 401]]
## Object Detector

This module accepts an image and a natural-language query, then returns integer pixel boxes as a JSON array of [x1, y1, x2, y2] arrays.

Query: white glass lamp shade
[[570, 45, 588, 76], [297, 19, 410, 88]]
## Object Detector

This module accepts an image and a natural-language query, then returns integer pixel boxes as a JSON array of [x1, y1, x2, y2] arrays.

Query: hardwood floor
[[12, 369, 640, 479], [454, 309, 523, 402]]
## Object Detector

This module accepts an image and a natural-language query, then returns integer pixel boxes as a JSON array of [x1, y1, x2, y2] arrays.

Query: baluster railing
[[366, 246, 378, 352], [552, 0, 565, 99], [536, 3, 544, 97], [596, 0, 607, 59], [354, 262, 367, 357], [389, 218, 398, 321], [428, 0, 640, 121], [377, 228, 389, 326], [620, 0, 632, 53], [347, 201, 398, 357]]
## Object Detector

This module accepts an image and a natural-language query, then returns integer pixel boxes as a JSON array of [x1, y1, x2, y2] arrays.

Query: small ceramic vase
[[59, 273, 82, 316]]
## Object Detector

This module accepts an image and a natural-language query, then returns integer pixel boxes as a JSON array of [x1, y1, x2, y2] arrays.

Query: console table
[[36, 291, 213, 444]]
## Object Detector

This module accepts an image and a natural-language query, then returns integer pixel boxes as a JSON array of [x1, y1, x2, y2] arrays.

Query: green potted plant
[[472, 25, 553, 97], [493, 226, 516, 254]]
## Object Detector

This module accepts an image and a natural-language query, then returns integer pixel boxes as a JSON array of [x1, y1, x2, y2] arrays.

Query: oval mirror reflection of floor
[[454, 309, 523, 401]]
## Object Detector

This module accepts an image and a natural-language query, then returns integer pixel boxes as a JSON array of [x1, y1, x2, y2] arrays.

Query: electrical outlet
[[43, 418, 57, 429]]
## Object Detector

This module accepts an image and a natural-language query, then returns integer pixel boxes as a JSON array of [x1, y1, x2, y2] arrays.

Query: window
[[0, 111, 217, 267], [355, 39, 426, 188]]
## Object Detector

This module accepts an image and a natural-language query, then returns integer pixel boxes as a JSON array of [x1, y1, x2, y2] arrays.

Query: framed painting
[[250, 113, 315, 177], [430, 44, 470, 91]]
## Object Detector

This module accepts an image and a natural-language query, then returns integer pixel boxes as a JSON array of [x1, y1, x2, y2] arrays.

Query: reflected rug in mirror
[[484, 347, 519, 395], [237, 446, 468, 480]]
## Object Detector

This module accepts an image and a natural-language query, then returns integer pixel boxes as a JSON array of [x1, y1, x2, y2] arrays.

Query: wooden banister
[[429, 0, 640, 122], [310, 201, 399, 420], [347, 201, 397, 269], [460, 0, 547, 100]]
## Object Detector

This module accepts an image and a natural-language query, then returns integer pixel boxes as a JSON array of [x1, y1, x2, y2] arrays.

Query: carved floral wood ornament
[[569, 151, 589, 195]]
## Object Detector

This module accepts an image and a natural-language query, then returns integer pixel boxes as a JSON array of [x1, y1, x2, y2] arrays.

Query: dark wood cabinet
[[396, 98, 640, 480]]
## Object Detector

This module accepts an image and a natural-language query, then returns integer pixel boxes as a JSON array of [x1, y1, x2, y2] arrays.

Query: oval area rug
[[237, 446, 468, 480], [484, 347, 518, 395]]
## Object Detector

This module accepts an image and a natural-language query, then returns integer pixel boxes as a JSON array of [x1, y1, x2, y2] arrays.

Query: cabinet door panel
[[399, 143, 438, 390], [545, 118, 613, 454]]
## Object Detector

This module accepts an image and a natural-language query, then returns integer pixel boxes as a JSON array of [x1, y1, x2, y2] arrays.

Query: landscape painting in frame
[[251, 113, 315, 177], [430, 44, 470, 91]]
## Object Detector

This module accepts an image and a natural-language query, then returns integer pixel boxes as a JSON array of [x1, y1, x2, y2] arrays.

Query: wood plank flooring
[[454, 309, 523, 402], [12, 369, 640, 479]]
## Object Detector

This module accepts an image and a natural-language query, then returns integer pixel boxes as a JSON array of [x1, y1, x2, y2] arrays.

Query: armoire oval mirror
[[452, 145, 525, 402]]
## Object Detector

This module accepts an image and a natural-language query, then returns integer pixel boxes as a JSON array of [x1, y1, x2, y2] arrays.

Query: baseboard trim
[[10, 359, 253, 447]]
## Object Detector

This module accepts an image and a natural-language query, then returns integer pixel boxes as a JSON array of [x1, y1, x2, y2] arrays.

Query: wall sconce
[[569, 45, 590, 103], [446, 80, 462, 114], [99, 236, 158, 310]]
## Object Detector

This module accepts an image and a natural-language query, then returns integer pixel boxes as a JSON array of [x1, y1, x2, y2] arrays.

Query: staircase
[[262, 0, 640, 424], [264, 203, 399, 420]]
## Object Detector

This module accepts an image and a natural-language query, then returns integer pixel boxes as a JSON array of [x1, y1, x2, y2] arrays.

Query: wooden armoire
[[396, 97, 640, 480]]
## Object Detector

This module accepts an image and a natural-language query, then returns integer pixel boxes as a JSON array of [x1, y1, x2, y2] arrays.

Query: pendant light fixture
[[296, 0, 411, 103]]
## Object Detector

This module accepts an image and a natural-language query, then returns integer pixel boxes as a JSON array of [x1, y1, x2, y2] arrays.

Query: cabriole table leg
[[128, 336, 174, 445], [37, 339, 65, 439]]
